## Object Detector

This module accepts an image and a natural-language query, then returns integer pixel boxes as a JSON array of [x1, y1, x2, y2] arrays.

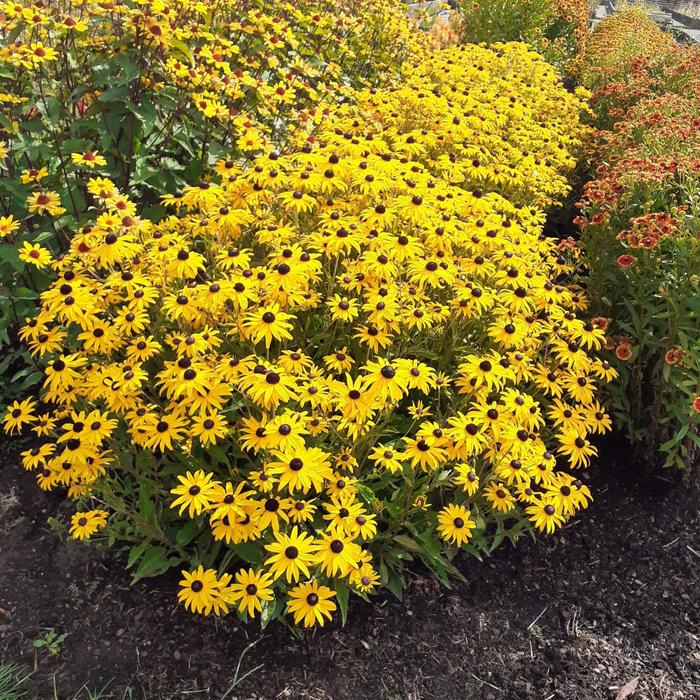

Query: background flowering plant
[[454, 0, 589, 71], [577, 12, 700, 476]]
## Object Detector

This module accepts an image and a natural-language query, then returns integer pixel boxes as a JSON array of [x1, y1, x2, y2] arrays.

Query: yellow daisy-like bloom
[[312, 530, 362, 577], [264, 526, 315, 582], [526, 498, 566, 534], [177, 566, 222, 615], [170, 470, 220, 518], [21, 443, 55, 470], [453, 464, 480, 496], [69, 509, 108, 540], [71, 150, 107, 168], [227, 568, 275, 618], [484, 483, 517, 513], [349, 562, 381, 592], [3, 398, 37, 434], [287, 580, 337, 627], [0, 215, 20, 237], [26, 191, 65, 216], [190, 412, 229, 445], [266, 446, 333, 494], [18, 241, 52, 268], [242, 304, 295, 348], [437, 503, 476, 546], [20, 166, 48, 184], [556, 428, 598, 468]]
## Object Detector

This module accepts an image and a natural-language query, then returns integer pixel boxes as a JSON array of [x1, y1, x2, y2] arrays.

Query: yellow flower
[[18, 241, 52, 267], [242, 304, 295, 348], [177, 566, 225, 616], [526, 498, 566, 534], [437, 503, 476, 546], [69, 510, 108, 540], [26, 191, 65, 216], [227, 568, 275, 618], [0, 215, 20, 237], [3, 398, 37, 434], [264, 526, 315, 582], [20, 166, 48, 184], [70, 151, 107, 170], [170, 470, 220, 518], [287, 580, 336, 627]]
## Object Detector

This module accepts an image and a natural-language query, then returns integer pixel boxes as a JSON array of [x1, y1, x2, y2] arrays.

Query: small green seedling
[[33, 629, 68, 656]]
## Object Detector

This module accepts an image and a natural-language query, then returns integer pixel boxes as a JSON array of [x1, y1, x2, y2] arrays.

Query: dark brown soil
[[1, 436, 699, 700]]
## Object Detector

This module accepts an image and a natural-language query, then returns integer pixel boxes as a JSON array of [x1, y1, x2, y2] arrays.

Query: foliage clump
[[576, 12, 700, 474]]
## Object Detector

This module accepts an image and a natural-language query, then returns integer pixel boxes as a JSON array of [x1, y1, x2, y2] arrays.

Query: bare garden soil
[[1, 435, 699, 700]]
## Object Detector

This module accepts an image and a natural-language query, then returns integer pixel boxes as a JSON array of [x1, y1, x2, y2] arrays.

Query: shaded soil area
[[1, 437, 699, 700]]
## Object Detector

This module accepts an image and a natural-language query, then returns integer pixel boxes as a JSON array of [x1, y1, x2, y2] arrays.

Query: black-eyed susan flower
[[3, 398, 37, 434], [556, 428, 597, 469], [287, 580, 336, 627], [177, 566, 221, 615], [264, 526, 315, 582], [437, 503, 476, 546], [484, 483, 516, 513], [267, 447, 333, 494], [227, 568, 275, 618], [69, 509, 108, 540], [170, 470, 219, 518], [349, 561, 381, 592], [453, 464, 480, 496], [312, 530, 362, 577], [526, 498, 566, 534]]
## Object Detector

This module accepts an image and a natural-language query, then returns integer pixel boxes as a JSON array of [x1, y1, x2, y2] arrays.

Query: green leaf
[[260, 596, 286, 630], [13, 286, 38, 301], [392, 534, 423, 554], [232, 541, 262, 564], [333, 581, 350, 626], [0, 244, 23, 271], [175, 520, 199, 547], [126, 540, 149, 569], [138, 484, 155, 520], [131, 545, 178, 582]]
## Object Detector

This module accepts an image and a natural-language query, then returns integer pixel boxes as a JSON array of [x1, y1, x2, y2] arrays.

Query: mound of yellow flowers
[[5, 41, 613, 627]]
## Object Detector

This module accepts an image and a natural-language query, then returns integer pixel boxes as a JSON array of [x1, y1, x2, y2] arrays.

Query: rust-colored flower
[[617, 254, 636, 268], [664, 348, 684, 366], [615, 343, 632, 361]]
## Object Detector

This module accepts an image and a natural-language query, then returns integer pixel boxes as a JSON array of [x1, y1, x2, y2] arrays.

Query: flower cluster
[[574, 9, 675, 93], [577, 18, 700, 475], [3, 35, 610, 627], [617, 211, 682, 250], [0, 0, 423, 421]]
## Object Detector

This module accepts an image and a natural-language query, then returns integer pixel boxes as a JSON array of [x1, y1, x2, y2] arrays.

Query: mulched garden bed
[[1, 435, 699, 700]]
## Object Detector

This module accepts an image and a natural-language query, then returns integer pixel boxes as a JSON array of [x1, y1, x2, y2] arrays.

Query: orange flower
[[617, 254, 636, 268], [664, 348, 684, 366], [615, 343, 632, 361]]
